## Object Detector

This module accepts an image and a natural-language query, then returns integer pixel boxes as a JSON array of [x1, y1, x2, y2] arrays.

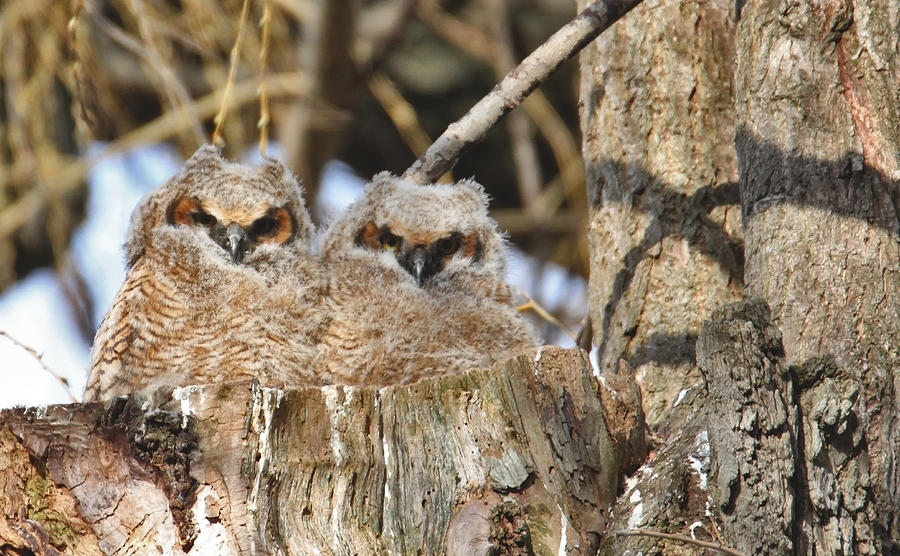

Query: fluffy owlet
[[84, 145, 327, 401], [316, 172, 538, 386]]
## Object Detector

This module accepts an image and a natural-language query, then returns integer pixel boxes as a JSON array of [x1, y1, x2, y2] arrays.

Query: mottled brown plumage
[[84, 145, 326, 401], [317, 172, 538, 386]]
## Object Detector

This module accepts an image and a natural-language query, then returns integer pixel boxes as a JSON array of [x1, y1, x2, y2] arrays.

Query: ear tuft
[[454, 178, 490, 209], [261, 157, 288, 182], [183, 144, 224, 172]]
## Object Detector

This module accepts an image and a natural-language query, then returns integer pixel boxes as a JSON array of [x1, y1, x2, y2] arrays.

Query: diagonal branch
[[401, 0, 643, 184]]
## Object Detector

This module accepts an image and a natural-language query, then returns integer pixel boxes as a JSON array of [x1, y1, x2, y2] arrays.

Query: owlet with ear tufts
[[84, 145, 327, 401], [317, 172, 539, 386]]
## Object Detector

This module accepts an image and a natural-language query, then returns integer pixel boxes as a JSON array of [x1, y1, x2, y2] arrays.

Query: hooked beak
[[210, 222, 250, 262], [410, 246, 428, 287], [226, 223, 246, 262]]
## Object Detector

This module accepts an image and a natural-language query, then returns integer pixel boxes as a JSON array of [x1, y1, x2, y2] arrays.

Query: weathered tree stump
[[0, 346, 646, 555]]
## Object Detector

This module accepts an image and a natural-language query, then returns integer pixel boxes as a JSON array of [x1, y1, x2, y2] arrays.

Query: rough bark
[[697, 299, 799, 554], [578, 0, 744, 426], [0, 347, 646, 555], [735, 0, 900, 551], [597, 299, 797, 555]]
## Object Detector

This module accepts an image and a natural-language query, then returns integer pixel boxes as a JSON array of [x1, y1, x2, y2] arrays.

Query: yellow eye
[[380, 232, 401, 251]]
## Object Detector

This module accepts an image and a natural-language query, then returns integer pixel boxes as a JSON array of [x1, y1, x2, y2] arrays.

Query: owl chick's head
[[126, 145, 313, 268], [322, 172, 507, 286]]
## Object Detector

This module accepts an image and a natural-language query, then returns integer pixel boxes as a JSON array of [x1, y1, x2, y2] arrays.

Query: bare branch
[[367, 72, 434, 160], [614, 529, 746, 556], [130, 0, 205, 146], [0, 71, 312, 241], [0, 331, 79, 403], [402, 0, 643, 184]]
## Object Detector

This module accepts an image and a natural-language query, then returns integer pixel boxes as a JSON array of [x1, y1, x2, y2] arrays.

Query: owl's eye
[[380, 232, 401, 251], [192, 211, 217, 227], [250, 216, 277, 237], [436, 236, 461, 255]]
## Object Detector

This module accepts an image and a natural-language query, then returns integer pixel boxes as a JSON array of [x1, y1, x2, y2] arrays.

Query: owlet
[[84, 145, 326, 401], [316, 172, 539, 386]]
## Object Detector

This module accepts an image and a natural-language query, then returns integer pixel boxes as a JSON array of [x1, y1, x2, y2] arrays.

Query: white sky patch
[[506, 247, 587, 348], [315, 160, 366, 222], [0, 270, 91, 407], [73, 142, 182, 327]]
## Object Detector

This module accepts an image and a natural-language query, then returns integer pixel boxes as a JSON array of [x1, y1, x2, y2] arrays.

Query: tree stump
[[0, 346, 646, 555]]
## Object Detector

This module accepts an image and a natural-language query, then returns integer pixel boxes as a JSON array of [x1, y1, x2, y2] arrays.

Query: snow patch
[[629, 488, 642, 504], [688, 520, 703, 539], [533, 347, 545, 378], [154, 511, 177, 555], [627, 490, 644, 529], [588, 346, 601, 377], [247, 387, 284, 519], [190, 485, 228, 555], [557, 504, 569, 556], [673, 388, 689, 407], [688, 430, 710, 491], [172, 385, 202, 429]]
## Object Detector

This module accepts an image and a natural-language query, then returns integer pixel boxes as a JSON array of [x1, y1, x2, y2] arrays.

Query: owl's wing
[[83, 261, 170, 401]]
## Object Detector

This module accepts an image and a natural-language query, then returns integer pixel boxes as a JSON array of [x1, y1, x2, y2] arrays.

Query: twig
[[416, 4, 585, 215], [402, 0, 643, 184], [517, 291, 576, 340], [258, 0, 272, 156], [0, 71, 312, 240], [367, 72, 435, 161], [212, 0, 252, 146], [485, 0, 543, 216], [0, 331, 79, 403], [129, 0, 205, 146], [613, 529, 746, 556]]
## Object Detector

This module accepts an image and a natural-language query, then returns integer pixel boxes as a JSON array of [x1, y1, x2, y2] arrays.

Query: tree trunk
[[0, 347, 646, 555], [577, 0, 743, 426], [735, 0, 900, 551], [587, 1, 900, 554]]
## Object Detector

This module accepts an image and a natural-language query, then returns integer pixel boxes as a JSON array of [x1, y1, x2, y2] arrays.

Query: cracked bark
[[591, 1, 900, 553], [735, 0, 900, 551], [0, 347, 646, 555]]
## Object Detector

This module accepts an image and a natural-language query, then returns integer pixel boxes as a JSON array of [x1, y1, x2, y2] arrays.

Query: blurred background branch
[[0, 0, 594, 377]]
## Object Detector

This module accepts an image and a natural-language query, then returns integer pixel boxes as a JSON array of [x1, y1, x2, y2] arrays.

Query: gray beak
[[226, 223, 248, 262], [412, 247, 427, 287]]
